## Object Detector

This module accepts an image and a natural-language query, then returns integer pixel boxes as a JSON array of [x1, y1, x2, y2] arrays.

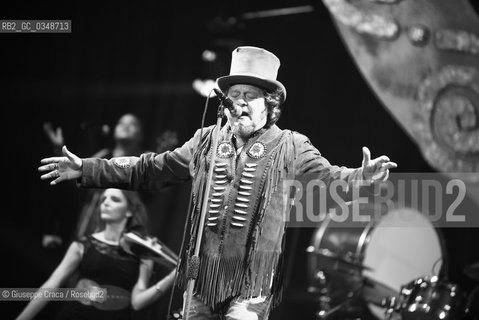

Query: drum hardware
[[307, 263, 373, 320], [313, 274, 366, 320], [309, 268, 340, 319], [316, 303, 342, 319], [394, 276, 467, 320], [381, 296, 401, 320], [308, 270, 329, 296], [308, 269, 333, 316], [307, 206, 446, 320], [376, 275, 469, 320], [306, 247, 373, 272], [362, 276, 399, 308]]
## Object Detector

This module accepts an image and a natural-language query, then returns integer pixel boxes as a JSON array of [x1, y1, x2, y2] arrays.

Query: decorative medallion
[[113, 157, 131, 168], [415, 65, 479, 181], [247, 142, 267, 159], [408, 24, 430, 46], [217, 142, 234, 158]]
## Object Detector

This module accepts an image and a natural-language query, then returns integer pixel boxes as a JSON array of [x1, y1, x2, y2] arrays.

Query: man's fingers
[[40, 163, 58, 171], [40, 170, 59, 180], [51, 177, 62, 186], [383, 162, 398, 170], [40, 157, 63, 165], [62, 145, 70, 156], [62, 146, 76, 162], [374, 162, 397, 174], [38, 163, 58, 172], [381, 169, 390, 181], [362, 146, 371, 166], [373, 155, 391, 164]]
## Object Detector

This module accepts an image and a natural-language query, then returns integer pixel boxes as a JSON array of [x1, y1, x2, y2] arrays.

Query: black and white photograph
[[2, 1, 479, 319]]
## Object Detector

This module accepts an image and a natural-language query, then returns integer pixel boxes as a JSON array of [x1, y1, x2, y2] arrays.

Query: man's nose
[[236, 96, 247, 105]]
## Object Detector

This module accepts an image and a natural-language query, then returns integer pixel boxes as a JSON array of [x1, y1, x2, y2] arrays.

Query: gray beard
[[233, 125, 255, 140]]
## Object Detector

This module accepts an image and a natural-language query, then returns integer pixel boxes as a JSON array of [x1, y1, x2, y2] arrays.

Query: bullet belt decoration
[[211, 141, 267, 229]]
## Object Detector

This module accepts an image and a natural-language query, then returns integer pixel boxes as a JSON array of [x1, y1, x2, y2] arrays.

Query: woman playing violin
[[16, 188, 176, 320]]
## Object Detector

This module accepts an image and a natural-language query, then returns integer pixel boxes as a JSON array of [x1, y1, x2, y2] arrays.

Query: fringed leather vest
[[178, 124, 296, 309]]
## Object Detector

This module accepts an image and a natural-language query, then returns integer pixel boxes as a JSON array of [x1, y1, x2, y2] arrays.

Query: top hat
[[216, 46, 287, 101]]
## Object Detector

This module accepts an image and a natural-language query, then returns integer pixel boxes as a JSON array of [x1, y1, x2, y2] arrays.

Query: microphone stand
[[183, 103, 225, 320]]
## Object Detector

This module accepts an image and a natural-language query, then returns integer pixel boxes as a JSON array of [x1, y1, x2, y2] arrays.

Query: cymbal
[[306, 247, 373, 271], [120, 232, 178, 269], [464, 261, 479, 281]]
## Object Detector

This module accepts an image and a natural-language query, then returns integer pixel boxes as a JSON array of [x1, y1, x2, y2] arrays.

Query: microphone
[[213, 88, 240, 116]]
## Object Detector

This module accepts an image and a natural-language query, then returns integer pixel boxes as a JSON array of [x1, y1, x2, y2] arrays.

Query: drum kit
[[306, 206, 479, 320]]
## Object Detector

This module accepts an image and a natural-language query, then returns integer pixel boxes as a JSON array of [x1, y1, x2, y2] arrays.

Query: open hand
[[361, 146, 397, 182], [38, 146, 82, 185]]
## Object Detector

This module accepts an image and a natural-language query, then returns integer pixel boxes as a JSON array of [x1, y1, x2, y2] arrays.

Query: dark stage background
[[2, 1, 479, 319]]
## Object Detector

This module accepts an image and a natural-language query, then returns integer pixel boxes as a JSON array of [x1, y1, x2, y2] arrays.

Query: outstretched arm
[[38, 146, 83, 186], [73, 126, 212, 191], [294, 133, 397, 193], [130, 260, 176, 311], [16, 241, 83, 320]]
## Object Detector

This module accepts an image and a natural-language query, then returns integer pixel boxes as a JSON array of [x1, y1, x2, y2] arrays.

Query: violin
[[120, 232, 178, 269]]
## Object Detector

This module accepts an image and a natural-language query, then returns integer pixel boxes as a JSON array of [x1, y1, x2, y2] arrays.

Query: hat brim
[[217, 75, 287, 101]]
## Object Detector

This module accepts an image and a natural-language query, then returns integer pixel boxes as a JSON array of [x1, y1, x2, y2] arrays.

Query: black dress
[[55, 235, 140, 320]]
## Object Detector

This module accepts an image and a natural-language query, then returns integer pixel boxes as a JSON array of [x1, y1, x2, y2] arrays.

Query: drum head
[[363, 207, 444, 319]]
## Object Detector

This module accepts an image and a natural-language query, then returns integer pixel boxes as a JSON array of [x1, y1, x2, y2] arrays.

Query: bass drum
[[307, 204, 446, 319]]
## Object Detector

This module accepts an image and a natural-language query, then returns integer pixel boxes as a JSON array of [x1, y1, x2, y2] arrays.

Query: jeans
[[183, 293, 272, 320]]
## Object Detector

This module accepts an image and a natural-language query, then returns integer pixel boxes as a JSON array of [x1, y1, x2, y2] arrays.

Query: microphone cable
[[165, 88, 218, 319]]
